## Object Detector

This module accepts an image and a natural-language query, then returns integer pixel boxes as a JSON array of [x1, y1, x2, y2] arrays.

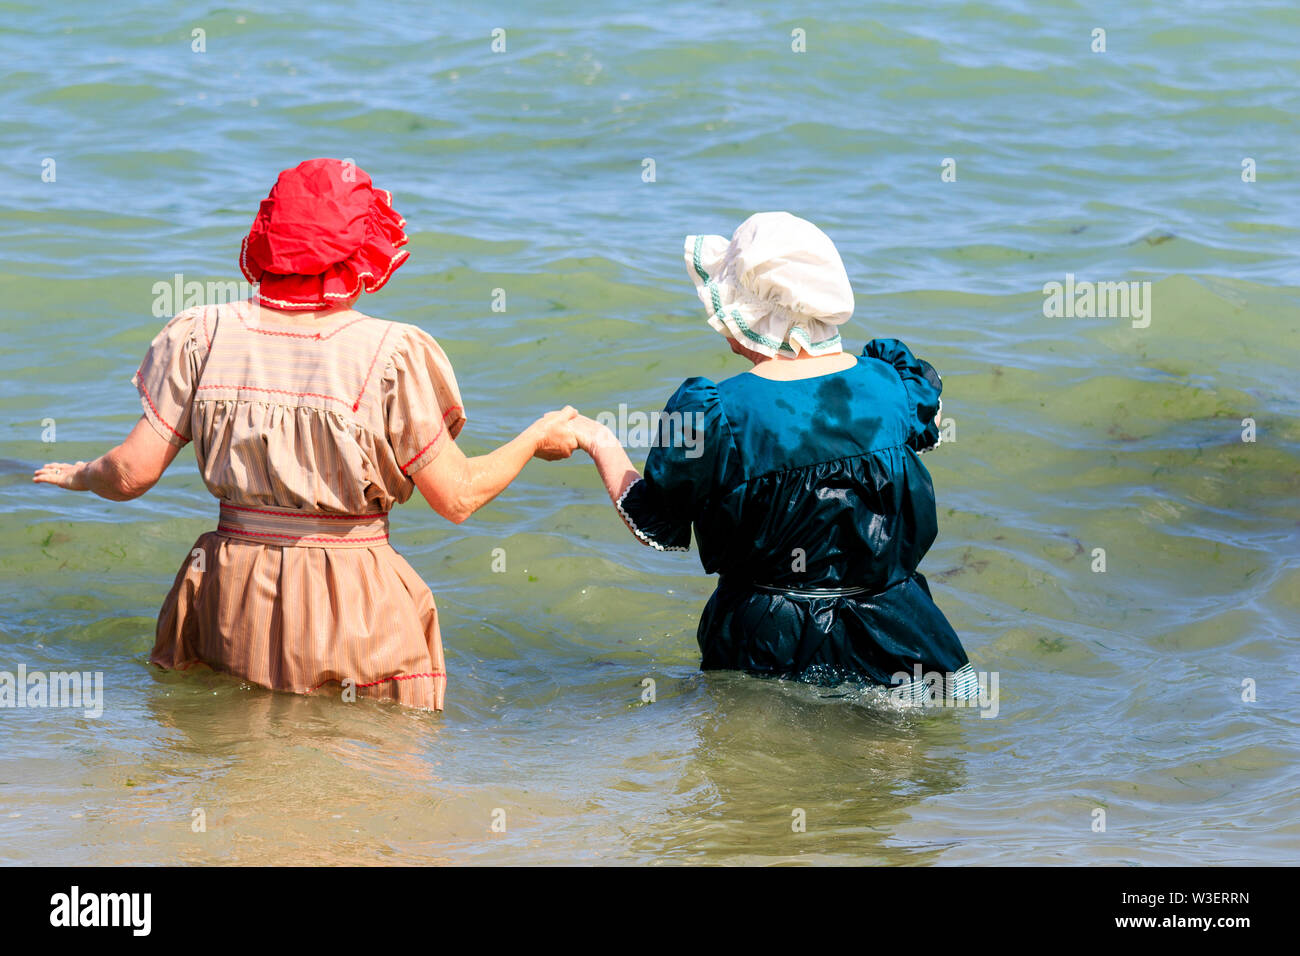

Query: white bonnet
[[684, 212, 854, 358]]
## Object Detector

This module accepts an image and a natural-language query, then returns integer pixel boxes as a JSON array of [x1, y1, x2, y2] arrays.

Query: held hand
[[531, 406, 580, 461], [571, 414, 618, 455], [33, 461, 90, 491]]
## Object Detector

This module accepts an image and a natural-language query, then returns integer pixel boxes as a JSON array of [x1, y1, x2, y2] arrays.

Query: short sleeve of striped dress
[[131, 308, 207, 447], [382, 325, 468, 476]]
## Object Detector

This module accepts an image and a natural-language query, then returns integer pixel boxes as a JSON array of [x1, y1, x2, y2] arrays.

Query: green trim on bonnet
[[693, 236, 785, 350], [691, 235, 711, 283], [691, 235, 841, 356], [789, 326, 843, 354]]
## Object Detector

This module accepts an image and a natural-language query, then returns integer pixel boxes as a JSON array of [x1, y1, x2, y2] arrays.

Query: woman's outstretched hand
[[33, 460, 91, 491], [530, 406, 581, 461], [29, 417, 183, 501]]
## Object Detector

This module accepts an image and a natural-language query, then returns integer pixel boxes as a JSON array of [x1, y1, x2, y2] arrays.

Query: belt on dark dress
[[732, 579, 884, 599]]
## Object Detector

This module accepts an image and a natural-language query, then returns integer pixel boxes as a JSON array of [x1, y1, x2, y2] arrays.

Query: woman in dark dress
[[573, 212, 977, 703]]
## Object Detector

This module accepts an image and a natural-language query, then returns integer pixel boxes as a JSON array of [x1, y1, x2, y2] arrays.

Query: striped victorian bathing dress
[[133, 299, 465, 709]]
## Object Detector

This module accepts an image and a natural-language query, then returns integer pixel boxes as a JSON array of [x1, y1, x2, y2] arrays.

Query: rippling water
[[1, 1, 1297, 865]]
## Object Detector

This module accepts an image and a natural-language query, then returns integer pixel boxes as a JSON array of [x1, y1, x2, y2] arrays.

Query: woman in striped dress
[[33, 159, 578, 710]]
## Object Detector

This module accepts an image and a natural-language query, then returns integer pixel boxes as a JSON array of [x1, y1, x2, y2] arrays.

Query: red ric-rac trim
[[311, 671, 445, 691], [400, 406, 465, 473], [401, 429, 444, 473], [215, 525, 389, 544], [196, 384, 351, 406], [352, 324, 393, 411], [137, 376, 188, 443], [236, 301, 370, 339], [220, 504, 387, 521]]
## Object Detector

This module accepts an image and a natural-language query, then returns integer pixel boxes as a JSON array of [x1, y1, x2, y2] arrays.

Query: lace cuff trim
[[615, 478, 690, 552]]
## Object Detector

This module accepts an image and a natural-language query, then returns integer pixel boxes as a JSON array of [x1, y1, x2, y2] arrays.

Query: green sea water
[[0, 1, 1297, 864]]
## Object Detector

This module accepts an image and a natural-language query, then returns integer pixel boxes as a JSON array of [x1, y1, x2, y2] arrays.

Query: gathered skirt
[[698, 571, 972, 694], [150, 531, 447, 710]]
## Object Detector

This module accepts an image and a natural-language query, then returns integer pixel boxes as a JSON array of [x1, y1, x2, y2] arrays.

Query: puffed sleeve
[[863, 338, 943, 453], [617, 377, 733, 552], [382, 326, 467, 476], [131, 308, 206, 447]]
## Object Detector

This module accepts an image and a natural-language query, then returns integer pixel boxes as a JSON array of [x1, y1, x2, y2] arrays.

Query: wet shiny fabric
[[619, 338, 971, 686]]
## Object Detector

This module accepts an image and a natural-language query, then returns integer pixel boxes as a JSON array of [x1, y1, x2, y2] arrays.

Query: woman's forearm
[[454, 429, 541, 519], [587, 431, 641, 505], [83, 450, 144, 501], [412, 408, 579, 524], [34, 417, 181, 500], [574, 421, 651, 542]]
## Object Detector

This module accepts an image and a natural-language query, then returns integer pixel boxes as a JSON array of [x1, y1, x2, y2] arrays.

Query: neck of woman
[[733, 339, 858, 380], [253, 299, 359, 326]]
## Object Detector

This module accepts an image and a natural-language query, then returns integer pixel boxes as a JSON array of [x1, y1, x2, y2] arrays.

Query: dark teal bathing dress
[[618, 338, 977, 698]]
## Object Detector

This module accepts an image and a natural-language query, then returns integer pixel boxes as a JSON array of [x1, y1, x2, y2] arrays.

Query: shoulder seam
[[377, 321, 425, 381]]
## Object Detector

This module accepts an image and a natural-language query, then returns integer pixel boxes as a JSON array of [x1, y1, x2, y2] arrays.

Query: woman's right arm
[[411, 407, 578, 524], [571, 415, 660, 545]]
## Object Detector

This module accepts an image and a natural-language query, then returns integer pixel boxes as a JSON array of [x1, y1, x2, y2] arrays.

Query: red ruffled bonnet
[[240, 158, 409, 310]]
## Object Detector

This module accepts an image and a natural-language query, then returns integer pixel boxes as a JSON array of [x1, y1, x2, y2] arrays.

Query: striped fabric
[[135, 299, 466, 710], [216, 503, 390, 548]]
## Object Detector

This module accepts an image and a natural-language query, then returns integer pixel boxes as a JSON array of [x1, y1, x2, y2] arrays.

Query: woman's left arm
[[572, 415, 649, 538], [33, 415, 184, 501]]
